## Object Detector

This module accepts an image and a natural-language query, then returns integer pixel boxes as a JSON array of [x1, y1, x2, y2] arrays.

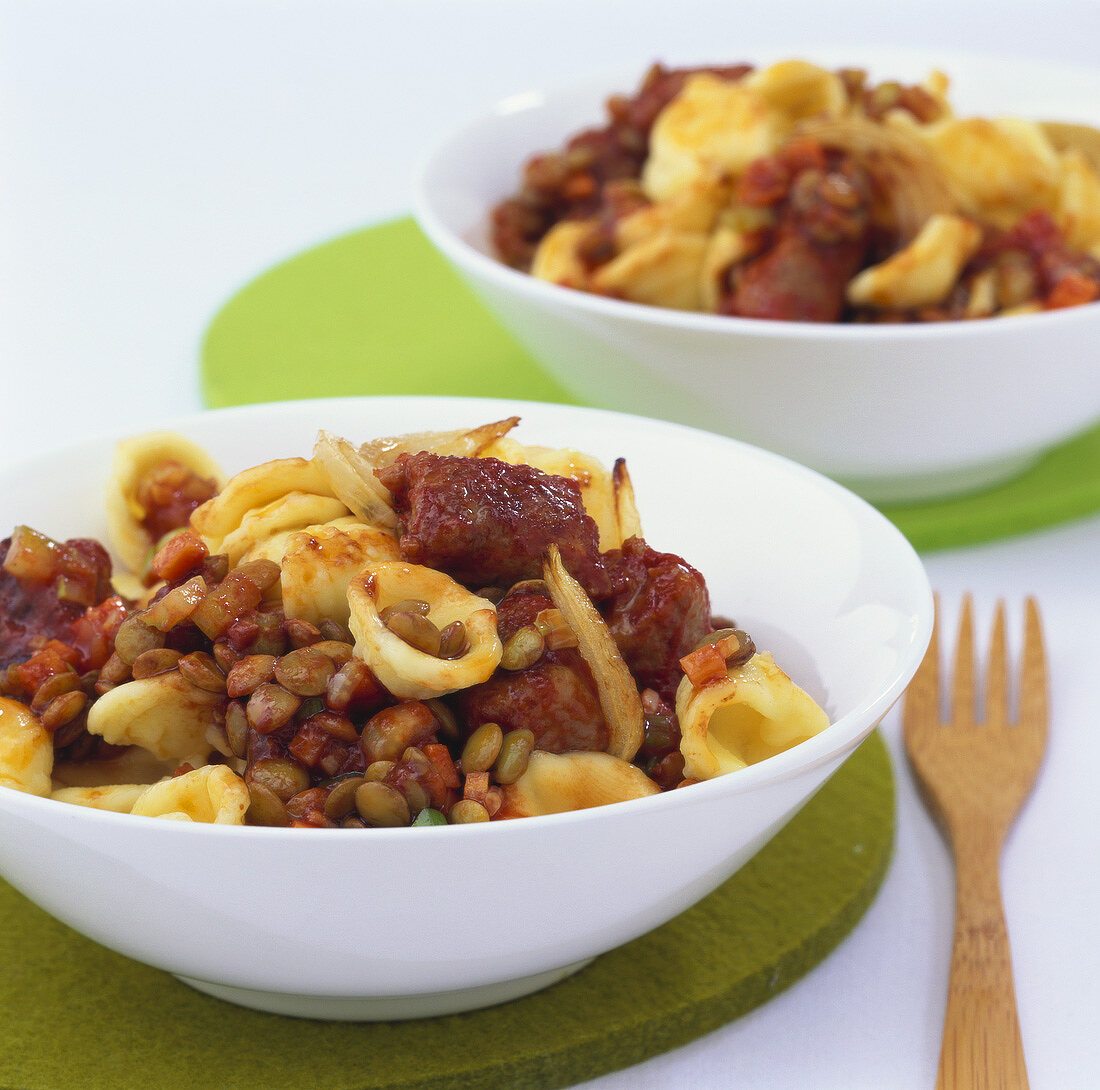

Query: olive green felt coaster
[[0, 732, 892, 1090], [199, 217, 1100, 554]]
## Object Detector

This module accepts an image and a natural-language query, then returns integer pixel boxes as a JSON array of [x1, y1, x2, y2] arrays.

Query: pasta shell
[[216, 491, 350, 567], [52, 745, 174, 789], [277, 521, 401, 626], [1054, 149, 1100, 254], [676, 652, 829, 780], [347, 561, 502, 699], [590, 230, 711, 312], [614, 175, 731, 251], [85, 671, 225, 764], [105, 431, 224, 574], [497, 750, 660, 818], [915, 116, 1061, 229], [643, 73, 784, 202], [742, 60, 847, 123], [846, 212, 983, 309], [0, 697, 53, 797], [51, 783, 149, 813], [530, 220, 595, 289], [130, 765, 249, 824], [190, 457, 340, 554]]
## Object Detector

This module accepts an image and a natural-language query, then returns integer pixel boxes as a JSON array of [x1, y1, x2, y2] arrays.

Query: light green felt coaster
[[200, 218, 1100, 554], [0, 733, 892, 1090], [200, 218, 577, 409]]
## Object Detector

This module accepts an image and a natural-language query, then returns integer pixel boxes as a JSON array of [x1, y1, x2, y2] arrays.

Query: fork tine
[[1017, 597, 1049, 740], [903, 594, 941, 738], [985, 599, 1009, 726], [950, 595, 976, 727]]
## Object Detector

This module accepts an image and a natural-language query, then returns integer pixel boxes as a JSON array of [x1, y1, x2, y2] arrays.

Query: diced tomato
[[68, 595, 128, 671], [151, 531, 210, 583]]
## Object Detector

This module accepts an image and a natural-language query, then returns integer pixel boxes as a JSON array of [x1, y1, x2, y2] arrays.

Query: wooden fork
[[903, 596, 1048, 1090]]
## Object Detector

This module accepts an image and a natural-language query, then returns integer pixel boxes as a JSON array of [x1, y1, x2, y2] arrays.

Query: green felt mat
[[0, 733, 892, 1090], [200, 217, 1100, 553]]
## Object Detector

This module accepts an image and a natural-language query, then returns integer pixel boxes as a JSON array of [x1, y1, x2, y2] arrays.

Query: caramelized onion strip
[[542, 544, 644, 762], [358, 417, 522, 468], [796, 116, 955, 242], [312, 432, 399, 530], [612, 458, 642, 543]]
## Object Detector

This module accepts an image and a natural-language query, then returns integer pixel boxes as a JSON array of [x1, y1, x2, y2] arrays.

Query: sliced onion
[[360, 417, 521, 468], [796, 116, 954, 242], [312, 431, 398, 529], [542, 544, 643, 762], [612, 458, 642, 543]]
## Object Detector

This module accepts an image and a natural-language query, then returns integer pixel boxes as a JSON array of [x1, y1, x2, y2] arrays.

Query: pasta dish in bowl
[[0, 396, 931, 1018], [491, 59, 1100, 323]]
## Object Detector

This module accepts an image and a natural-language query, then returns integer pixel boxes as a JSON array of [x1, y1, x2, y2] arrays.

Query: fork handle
[[937, 841, 1029, 1089]]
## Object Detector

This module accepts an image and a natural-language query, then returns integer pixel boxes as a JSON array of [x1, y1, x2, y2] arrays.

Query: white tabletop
[[3, 2, 1099, 1086]]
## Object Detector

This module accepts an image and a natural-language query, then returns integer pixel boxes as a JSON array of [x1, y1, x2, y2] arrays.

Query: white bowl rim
[[414, 52, 1100, 342], [0, 394, 934, 839]]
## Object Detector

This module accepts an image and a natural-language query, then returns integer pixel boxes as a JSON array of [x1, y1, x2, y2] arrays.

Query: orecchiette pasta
[[217, 492, 351, 568], [915, 116, 1062, 230], [642, 73, 786, 202], [191, 457, 342, 554], [0, 697, 53, 796], [590, 230, 712, 312], [1055, 149, 1100, 256], [677, 652, 830, 780], [498, 750, 661, 818], [130, 765, 250, 824], [741, 59, 848, 124], [51, 782, 150, 813], [347, 561, 503, 699], [846, 213, 983, 309], [85, 672, 226, 765], [105, 432, 224, 574], [274, 520, 402, 626], [529, 221, 593, 290]]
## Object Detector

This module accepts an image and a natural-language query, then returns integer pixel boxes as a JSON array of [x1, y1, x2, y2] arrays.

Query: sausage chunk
[[602, 537, 712, 703], [723, 142, 872, 322], [378, 453, 610, 597], [454, 587, 609, 754]]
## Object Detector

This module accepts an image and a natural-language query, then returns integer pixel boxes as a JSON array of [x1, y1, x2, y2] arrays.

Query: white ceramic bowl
[[415, 50, 1100, 502], [0, 396, 932, 1020]]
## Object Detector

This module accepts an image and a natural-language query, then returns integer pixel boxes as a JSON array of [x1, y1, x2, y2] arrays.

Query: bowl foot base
[[175, 957, 595, 1021]]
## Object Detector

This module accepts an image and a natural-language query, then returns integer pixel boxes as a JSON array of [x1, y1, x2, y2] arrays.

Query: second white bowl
[[415, 50, 1100, 501], [0, 396, 932, 1019]]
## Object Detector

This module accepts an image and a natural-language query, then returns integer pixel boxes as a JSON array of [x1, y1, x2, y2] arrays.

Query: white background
[[2, 2, 1100, 1086]]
